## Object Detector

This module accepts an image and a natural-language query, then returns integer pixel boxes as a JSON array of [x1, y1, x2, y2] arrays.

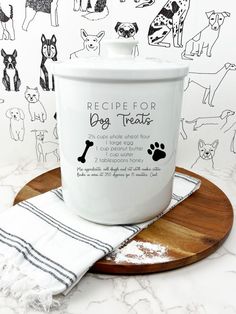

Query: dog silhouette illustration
[[191, 139, 219, 169], [185, 63, 236, 107], [31, 130, 60, 162], [70, 29, 105, 59], [148, 0, 190, 48], [186, 110, 235, 131], [6, 108, 25, 141], [1, 49, 21, 91], [182, 10, 230, 60], [115, 22, 139, 56], [25, 86, 47, 122], [40, 34, 57, 91]]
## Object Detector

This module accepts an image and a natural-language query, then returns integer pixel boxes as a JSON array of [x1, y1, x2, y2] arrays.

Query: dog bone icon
[[78, 140, 94, 163]]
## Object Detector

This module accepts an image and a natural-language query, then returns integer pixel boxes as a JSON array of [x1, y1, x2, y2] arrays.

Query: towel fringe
[[0, 256, 60, 312]]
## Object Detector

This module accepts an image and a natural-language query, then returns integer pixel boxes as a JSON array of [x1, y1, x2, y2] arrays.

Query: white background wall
[[0, 0, 236, 173]]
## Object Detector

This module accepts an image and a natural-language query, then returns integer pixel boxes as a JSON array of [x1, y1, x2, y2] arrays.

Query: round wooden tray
[[14, 167, 233, 274]]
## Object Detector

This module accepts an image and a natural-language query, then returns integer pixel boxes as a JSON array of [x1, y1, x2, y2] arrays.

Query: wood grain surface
[[14, 167, 233, 274]]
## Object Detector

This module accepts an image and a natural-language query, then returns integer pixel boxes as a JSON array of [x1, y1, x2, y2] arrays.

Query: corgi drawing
[[70, 29, 105, 59]]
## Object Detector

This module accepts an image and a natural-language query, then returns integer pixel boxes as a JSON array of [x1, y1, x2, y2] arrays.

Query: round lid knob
[[103, 39, 138, 58]]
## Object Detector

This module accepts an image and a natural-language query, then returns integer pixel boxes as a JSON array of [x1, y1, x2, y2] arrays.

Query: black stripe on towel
[[0, 227, 77, 283], [51, 189, 143, 239], [123, 225, 141, 234], [51, 189, 63, 201], [172, 193, 183, 202], [23, 200, 113, 252], [18, 201, 113, 254], [175, 172, 199, 185], [0, 237, 69, 289]]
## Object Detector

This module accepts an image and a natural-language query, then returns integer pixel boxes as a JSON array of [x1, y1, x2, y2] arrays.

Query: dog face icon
[[41, 34, 57, 59], [221, 109, 235, 119], [35, 130, 47, 142], [70, 29, 105, 59], [115, 22, 139, 38], [6, 108, 24, 121], [1, 49, 17, 70], [225, 63, 236, 71], [206, 11, 230, 31], [198, 139, 219, 160], [81, 29, 105, 52], [25, 86, 40, 103]]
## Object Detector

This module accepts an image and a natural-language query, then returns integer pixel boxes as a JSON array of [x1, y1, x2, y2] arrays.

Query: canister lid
[[53, 39, 189, 81]]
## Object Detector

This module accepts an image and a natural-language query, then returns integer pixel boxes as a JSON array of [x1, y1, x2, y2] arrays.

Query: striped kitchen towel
[[0, 172, 200, 310]]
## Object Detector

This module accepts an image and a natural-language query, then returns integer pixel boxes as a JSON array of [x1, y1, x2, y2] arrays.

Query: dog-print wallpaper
[[0, 0, 236, 174]]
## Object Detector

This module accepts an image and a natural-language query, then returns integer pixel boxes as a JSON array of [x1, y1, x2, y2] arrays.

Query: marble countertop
[[0, 161, 235, 314]]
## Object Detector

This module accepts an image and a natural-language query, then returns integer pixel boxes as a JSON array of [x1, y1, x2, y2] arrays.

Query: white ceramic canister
[[53, 40, 188, 225]]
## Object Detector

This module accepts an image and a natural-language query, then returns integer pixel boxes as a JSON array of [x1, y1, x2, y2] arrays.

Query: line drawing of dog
[[73, 0, 109, 21], [120, 0, 155, 8], [31, 130, 60, 162], [1, 49, 21, 92], [70, 29, 105, 59], [40, 34, 57, 91], [186, 110, 235, 131], [191, 139, 219, 169], [230, 130, 236, 154], [25, 86, 47, 122], [180, 118, 188, 140], [115, 22, 139, 56], [0, 4, 15, 40], [6, 108, 25, 142], [22, 0, 59, 31], [148, 0, 190, 48], [182, 11, 230, 60], [184, 63, 236, 107]]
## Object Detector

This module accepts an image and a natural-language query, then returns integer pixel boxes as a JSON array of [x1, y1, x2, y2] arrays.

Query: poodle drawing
[[6, 108, 25, 141]]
